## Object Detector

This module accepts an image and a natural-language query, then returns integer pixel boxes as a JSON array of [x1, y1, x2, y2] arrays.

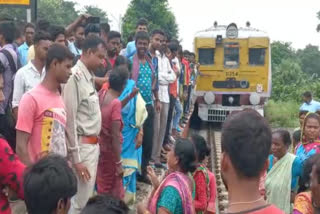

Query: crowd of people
[[0, 14, 320, 214]]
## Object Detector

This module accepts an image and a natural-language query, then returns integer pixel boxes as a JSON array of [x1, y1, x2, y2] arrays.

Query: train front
[[194, 23, 271, 122]]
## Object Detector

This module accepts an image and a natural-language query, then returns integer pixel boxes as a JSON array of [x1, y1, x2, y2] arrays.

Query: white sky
[[72, 0, 320, 51]]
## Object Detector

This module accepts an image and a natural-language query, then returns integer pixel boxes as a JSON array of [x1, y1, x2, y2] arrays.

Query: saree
[[295, 113, 320, 163], [148, 171, 195, 214], [119, 79, 148, 204], [265, 153, 296, 214], [293, 192, 313, 214]]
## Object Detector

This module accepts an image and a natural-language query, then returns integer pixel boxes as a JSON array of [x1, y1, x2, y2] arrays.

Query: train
[[194, 22, 271, 122]]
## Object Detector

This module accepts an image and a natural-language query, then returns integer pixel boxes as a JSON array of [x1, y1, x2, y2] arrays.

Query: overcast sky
[[72, 0, 320, 51]]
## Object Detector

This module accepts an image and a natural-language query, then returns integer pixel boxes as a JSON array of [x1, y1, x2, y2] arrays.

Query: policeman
[[62, 35, 106, 214]]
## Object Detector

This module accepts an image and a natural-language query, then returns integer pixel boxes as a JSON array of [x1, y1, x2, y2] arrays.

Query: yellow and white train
[[194, 22, 271, 122]]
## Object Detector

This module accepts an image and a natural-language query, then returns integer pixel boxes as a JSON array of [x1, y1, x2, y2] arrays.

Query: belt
[[81, 136, 99, 144]]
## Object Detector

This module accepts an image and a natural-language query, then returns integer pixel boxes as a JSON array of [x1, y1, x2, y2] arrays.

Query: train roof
[[195, 24, 269, 39]]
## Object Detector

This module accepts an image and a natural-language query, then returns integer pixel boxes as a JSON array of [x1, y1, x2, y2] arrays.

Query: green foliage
[[265, 100, 300, 128], [82, 5, 108, 23], [297, 45, 320, 77], [122, 0, 179, 42], [271, 41, 320, 102], [0, 1, 108, 27]]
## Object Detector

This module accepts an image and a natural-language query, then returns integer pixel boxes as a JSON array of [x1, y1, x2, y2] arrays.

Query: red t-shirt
[[227, 205, 285, 214]]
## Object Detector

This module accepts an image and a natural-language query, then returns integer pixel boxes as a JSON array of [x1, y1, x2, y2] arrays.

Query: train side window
[[249, 48, 266, 66], [224, 43, 239, 68], [198, 48, 214, 65]]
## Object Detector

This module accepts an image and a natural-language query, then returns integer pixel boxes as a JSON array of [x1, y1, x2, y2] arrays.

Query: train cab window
[[224, 43, 239, 68], [249, 48, 266, 65], [198, 48, 214, 65]]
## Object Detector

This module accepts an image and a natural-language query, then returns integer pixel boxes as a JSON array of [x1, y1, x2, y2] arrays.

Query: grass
[[264, 100, 300, 128]]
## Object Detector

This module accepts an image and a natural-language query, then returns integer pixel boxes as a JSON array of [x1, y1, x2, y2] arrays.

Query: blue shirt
[[300, 100, 320, 113], [137, 62, 153, 105], [268, 154, 302, 190], [68, 42, 82, 57], [18, 42, 29, 66], [125, 41, 136, 59]]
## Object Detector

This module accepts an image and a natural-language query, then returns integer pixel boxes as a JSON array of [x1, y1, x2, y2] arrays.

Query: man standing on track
[[62, 35, 106, 214]]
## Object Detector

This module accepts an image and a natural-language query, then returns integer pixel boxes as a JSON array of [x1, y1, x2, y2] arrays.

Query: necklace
[[228, 197, 264, 206]]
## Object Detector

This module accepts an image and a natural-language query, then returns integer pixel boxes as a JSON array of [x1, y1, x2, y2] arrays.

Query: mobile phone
[[87, 16, 100, 24]]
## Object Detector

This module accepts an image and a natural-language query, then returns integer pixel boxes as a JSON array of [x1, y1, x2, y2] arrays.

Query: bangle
[[115, 160, 122, 165], [313, 201, 320, 209]]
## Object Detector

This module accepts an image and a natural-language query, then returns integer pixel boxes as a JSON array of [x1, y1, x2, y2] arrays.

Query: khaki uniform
[[62, 60, 101, 214]]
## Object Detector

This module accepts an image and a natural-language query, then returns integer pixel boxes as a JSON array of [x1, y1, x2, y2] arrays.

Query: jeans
[[173, 99, 183, 130], [141, 104, 155, 175], [164, 95, 176, 144]]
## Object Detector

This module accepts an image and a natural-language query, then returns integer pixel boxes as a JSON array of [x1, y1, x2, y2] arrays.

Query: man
[[221, 110, 284, 214], [150, 30, 176, 167], [62, 35, 105, 213], [27, 19, 50, 62], [81, 195, 129, 214], [300, 91, 320, 113], [125, 18, 148, 59], [16, 44, 73, 166], [0, 21, 19, 150], [24, 155, 77, 214], [18, 23, 35, 66], [181, 50, 192, 124], [12, 31, 52, 118], [68, 24, 85, 57], [163, 42, 180, 146], [49, 25, 67, 46], [106, 31, 121, 67], [100, 22, 110, 44], [131, 31, 160, 182]]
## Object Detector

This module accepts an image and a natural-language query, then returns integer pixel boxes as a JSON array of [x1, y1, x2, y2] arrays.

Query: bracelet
[[115, 160, 123, 165], [313, 201, 320, 209]]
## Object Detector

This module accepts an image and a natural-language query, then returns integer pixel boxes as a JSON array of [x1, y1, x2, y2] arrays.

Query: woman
[[295, 113, 320, 163], [96, 67, 129, 199], [293, 154, 320, 214], [137, 138, 196, 214], [265, 130, 302, 214], [118, 66, 147, 204], [191, 134, 215, 214], [0, 136, 25, 214]]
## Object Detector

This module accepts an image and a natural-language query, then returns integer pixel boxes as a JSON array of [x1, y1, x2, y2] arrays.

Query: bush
[[265, 100, 300, 128]]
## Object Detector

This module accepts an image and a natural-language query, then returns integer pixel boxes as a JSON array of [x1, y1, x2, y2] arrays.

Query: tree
[[297, 45, 320, 77], [0, 0, 78, 26], [271, 41, 297, 70], [317, 11, 320, 32], [122, 0, 178, 42], [82, 5, 108, 23]]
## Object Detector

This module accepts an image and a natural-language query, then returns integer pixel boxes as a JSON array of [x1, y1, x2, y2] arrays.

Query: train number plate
[[226, 71, 238, 77]]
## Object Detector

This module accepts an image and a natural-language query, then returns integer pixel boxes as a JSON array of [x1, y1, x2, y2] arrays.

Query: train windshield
[[249, 48, 266, 66], [224, 43, 239, 68], [199, 48, 215, 65]]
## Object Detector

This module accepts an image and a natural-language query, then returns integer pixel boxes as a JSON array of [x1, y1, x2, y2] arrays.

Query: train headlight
[[204, 92, 215, 104], [249, 93, 260, 105]]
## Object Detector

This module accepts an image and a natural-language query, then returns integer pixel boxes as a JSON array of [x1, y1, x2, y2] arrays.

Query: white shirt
[[157, 51, 176, 103], [12, 61, 46, 108], [172, 57, 181, 94]]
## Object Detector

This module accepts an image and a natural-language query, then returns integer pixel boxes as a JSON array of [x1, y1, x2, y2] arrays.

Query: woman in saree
[[119, 74, 147, 205], [137, 138, 196, 214], [295, 113, 320, 163], [96, 67, 129, 199], [265, 130, 302, 214], [293, 154, 320, 214]]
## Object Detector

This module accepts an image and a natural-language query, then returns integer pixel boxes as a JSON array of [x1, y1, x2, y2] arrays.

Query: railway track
[[207, 124, 228, 214]]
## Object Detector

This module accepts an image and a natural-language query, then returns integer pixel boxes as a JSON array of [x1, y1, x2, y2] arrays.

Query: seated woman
[[265, 130, 302, 214], [295, 113, 320, 163], [96, 67, 130, 199], [137, 138, 196, 214], [293, 154, 320, 214], [190, 134, 216, 214]]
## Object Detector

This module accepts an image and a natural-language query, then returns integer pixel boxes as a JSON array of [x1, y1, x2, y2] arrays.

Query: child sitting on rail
[[191, 134, 216, 214]]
